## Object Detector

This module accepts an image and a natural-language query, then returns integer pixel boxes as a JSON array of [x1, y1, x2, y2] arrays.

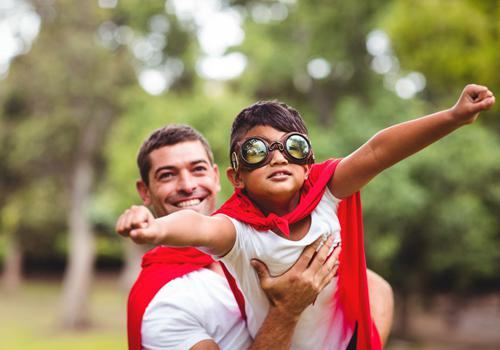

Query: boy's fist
[[451, 84, 495, 125], [115, 205, 155, 243]]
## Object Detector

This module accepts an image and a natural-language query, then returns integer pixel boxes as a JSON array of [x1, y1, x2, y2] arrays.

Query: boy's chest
[[286, 215, 312, 241], [250, 210, 341, 276]]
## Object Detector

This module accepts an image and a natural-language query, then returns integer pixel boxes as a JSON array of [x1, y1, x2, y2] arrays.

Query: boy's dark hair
[[229, 100, 309, 158], [137, 124, 214, 185]]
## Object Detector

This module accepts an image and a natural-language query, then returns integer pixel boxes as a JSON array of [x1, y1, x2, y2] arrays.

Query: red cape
[[127, 246, 214, 350], [215, 159, 382, 350]]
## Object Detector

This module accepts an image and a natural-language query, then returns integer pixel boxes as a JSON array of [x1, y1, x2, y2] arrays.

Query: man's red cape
[[127, 246, 214, 350], [215, 159, 382, 350]]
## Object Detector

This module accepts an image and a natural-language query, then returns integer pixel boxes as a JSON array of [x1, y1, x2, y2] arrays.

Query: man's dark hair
[[137, 124, 214, 185], [229, 100, 309, 158]]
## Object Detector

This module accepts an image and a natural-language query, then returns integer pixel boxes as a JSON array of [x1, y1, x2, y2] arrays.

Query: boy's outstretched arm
[[330, 84, 495, 199], [115, 205, 236, 256]]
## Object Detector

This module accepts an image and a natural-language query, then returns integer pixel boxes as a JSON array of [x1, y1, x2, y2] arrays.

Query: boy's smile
[[231, 125, 310, 215]]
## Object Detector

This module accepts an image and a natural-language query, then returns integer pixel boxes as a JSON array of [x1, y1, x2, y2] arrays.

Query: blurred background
[[0, 0, 499, 349]]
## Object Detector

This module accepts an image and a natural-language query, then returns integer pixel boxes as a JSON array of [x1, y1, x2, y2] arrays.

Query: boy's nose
[[269, 148, 288, 166]]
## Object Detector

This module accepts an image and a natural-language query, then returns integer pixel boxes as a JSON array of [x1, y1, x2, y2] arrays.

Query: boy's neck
[[248, 191, 301, 217]]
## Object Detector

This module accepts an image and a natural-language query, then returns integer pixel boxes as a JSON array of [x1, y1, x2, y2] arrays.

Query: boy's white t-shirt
[[218, 188, 355, 350], [141, 268, 252, 350]]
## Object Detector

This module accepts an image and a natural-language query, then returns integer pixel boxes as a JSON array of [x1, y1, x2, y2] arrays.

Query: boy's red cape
[[215, 159, 382, 350], [127, 246, 214, 350]]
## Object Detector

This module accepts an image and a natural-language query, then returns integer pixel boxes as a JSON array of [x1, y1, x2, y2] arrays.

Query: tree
[[2, 0, 134, 328]]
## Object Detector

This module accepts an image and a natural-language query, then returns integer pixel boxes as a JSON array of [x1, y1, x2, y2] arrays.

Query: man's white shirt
[[142, 268, 252, 350]]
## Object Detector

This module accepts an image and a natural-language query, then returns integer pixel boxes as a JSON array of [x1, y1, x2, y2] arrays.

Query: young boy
[[117, 84, 495, 349]]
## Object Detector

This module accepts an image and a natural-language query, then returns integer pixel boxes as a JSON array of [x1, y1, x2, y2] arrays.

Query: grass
[[2, 277, 498, 350], [0, 276, 127, 350]]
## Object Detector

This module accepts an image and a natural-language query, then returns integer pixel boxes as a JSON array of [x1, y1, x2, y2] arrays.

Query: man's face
[[137, 141, 221, 217]]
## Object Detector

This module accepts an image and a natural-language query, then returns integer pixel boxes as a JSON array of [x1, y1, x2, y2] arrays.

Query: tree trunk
[[2, 235, 22, 291], [59, 144, 96, 329], [59, 109, 113, 329], [119, 241, 147, 291]]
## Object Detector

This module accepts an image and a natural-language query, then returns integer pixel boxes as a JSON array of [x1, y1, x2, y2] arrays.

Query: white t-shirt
[[141, 268, 252, 350], [219, 188, 354, 350]]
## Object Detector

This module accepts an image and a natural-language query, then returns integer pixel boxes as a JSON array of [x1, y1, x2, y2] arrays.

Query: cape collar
[[214, 159, 341, 236]]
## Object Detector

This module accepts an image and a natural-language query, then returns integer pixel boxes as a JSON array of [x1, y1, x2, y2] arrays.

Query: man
[[118, 124, 393, 349]]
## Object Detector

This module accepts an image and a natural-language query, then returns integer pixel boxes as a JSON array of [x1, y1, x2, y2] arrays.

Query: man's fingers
[[316, 245, 341, 287], [318, 262, 339, 291], [251, 259, 271, 284], [307, 234, 334, 272], [293, 235, 323, 271]]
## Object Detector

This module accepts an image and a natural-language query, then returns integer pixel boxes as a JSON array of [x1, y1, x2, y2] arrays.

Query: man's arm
[[249, 235, 340, 350], [367, 269, 394, 347], [330, 84, 495, 199]]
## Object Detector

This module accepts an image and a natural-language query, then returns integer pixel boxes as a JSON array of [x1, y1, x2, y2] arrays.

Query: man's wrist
[[268, 303, 301, 324]]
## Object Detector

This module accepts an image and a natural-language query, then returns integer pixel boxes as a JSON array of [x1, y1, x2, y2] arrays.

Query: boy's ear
[[136, 180, 152, 206], [304, 164, 312, 180], [226, 167, 244, 189]]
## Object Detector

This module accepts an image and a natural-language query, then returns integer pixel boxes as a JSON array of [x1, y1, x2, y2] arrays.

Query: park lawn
[[0, 276, 127, 350]]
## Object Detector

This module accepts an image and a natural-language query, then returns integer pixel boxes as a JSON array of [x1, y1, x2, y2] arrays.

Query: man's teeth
[[177, 199, 201, 208], [273, 172, 288, 177]]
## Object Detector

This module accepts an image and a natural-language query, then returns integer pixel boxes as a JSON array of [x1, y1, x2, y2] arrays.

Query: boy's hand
[[115, 205, 156, 244], [251, 234, 340, 317], [450, 84, 495, 125]]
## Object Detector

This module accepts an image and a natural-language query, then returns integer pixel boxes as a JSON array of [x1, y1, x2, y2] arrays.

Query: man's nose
[[177, 171, 197, 193]]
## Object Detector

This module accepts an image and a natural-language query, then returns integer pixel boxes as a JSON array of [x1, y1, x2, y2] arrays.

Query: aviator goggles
[[231, 132, 314, 171]]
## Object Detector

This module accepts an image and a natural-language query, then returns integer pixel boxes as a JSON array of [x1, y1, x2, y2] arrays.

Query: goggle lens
[[286, 134, 310, 160], [242, 138, 267, 164]]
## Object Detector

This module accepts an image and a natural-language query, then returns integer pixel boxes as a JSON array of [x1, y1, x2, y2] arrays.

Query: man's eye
[[193, 166, 207, 173], [158, 172, 174, 179]]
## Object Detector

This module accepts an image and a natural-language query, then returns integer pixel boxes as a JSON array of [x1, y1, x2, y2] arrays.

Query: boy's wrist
[[444, 107, 469, 127]]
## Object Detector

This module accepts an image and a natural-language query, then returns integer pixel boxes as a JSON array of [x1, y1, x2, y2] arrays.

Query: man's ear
[[226, 167, 244, 189], [212, 164, 222, 193], [136, 180, 152, 206]]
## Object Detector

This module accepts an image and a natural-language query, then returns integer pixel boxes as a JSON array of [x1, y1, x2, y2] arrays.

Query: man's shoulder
[[144, 268, 235, 318]]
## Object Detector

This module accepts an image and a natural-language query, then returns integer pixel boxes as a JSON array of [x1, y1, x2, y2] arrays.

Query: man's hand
[[450, 84, 495, 125], [251, 234, 341, 318], [115, 205, 156, 244]]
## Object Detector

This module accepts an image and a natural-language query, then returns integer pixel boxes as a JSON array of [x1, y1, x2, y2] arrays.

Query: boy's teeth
[[177, 199, 201, 208]]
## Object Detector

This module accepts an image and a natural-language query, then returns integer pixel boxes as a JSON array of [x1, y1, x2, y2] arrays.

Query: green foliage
[[1, 0, 499, 296], [380, 0, 500, 118], [98, 84, 252, 225]]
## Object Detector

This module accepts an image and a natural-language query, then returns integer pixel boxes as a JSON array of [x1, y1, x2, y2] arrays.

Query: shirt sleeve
[[141, 292, 213, 350], [212, 214, 249, 262]]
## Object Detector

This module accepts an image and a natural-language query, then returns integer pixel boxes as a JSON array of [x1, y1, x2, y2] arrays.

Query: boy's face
[[231, 125, 309, 209], [137, 140, 221, 217]]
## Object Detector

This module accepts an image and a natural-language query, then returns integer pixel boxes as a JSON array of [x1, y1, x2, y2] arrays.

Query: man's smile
[[174, 197, 203, 208]]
